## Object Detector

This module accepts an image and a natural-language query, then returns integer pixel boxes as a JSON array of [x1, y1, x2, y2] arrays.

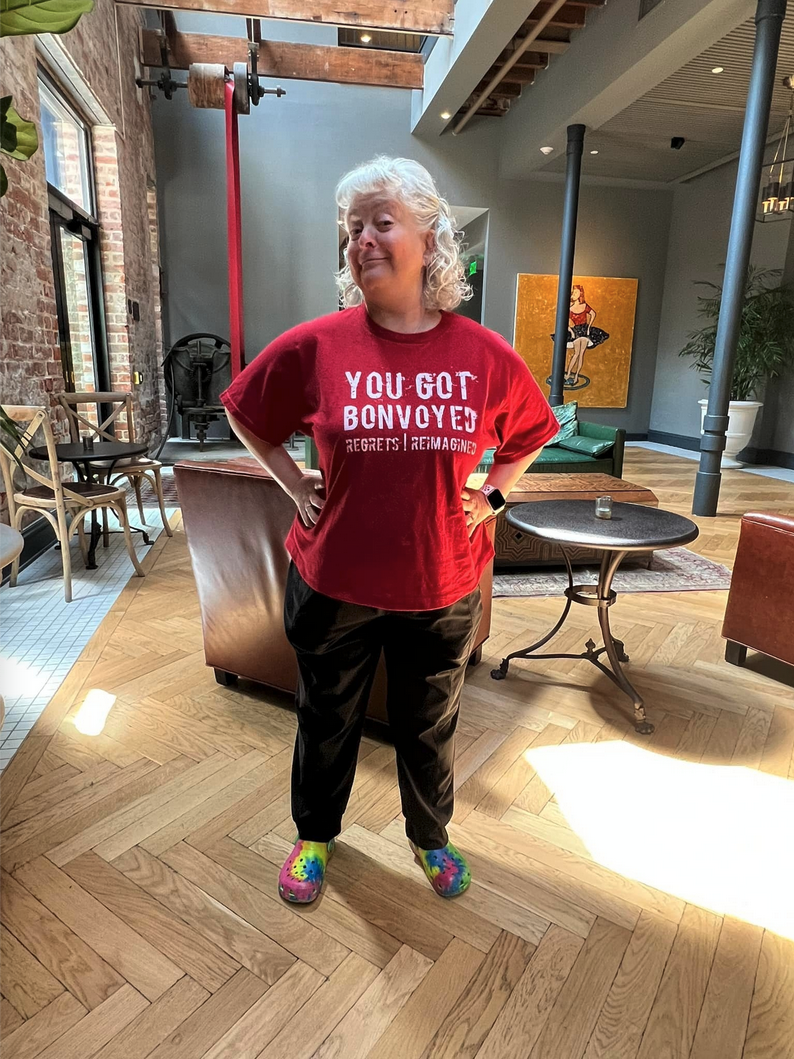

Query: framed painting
[[514, 274, 639, 407]]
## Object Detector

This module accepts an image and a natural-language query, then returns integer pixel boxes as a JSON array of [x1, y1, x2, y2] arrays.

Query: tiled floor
[[0, 445, 308, 774], [0, 500, 176, 772]]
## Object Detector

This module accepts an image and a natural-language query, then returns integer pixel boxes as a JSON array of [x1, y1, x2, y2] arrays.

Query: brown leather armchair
[[722, 511, 794, 669], [175, 458, 495, 723]]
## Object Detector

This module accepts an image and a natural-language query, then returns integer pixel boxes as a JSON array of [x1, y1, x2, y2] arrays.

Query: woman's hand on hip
[[291, 474, 326, 527], [460, 488, 493, 538]]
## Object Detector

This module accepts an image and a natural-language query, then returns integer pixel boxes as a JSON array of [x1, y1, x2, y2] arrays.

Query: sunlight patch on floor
[[527, 739, 794, 939], [0, 656, 46, 699], [73, 689, 117, 736]]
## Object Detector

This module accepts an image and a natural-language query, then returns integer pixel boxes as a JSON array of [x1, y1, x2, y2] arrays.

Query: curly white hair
[[334, 155, 473, 311]]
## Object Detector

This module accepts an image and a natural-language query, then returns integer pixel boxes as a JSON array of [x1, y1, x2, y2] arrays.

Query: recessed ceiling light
[[540, 146, 554, 155], [590, 149, 599, 155], [440, 111, 451, 120], [360, 33, 372, 43], [712, 66, 724, 74]]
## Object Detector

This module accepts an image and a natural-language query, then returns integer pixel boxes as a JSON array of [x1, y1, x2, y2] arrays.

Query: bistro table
[[491, 500, 699, 734], [29, 441, 150, 570]]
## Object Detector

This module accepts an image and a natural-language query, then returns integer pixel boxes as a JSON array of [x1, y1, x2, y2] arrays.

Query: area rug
[[492, 548, 732, 598], [124, 468, 180, 505], [119, 479, 733, 597]]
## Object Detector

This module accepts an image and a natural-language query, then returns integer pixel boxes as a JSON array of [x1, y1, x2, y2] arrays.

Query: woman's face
[[571, 287, 584, 303], [345, 195, 433, 302]]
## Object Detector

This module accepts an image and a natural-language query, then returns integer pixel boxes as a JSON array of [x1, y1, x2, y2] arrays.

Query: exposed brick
[[0, 0, 165, 519]]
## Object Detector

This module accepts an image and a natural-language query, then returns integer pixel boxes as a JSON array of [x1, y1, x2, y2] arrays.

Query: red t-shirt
[[220, 304, 558, 611]]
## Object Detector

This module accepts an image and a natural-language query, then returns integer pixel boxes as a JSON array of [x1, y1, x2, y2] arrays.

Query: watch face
[[486, 488, 506, 512]]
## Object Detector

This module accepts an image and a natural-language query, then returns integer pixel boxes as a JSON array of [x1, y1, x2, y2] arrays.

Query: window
[[39, 70, 108, 395], [39, 74, 95, 217]]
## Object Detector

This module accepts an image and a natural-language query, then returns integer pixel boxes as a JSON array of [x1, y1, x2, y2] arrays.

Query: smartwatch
[[481, 484, 506, 515]]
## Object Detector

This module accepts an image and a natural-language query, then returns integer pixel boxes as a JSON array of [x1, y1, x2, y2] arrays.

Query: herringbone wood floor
[[2, 449, 794, 1059]]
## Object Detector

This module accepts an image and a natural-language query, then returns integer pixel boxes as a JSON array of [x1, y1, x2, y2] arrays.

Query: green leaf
[[0, 406, 26, 470], [0, 163, 7, 197], [0, 0, 94, 37], [0, 100, 38, 160], [678, 265, 794, 397]]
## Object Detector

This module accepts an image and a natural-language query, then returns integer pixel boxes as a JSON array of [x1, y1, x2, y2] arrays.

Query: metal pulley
[[186, 57, 285, 112], [139, 22, 285, 112], [233, 62, 250, 115]]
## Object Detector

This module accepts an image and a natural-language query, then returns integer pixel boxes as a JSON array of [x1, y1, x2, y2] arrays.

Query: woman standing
[[221, 157, 558, 904]]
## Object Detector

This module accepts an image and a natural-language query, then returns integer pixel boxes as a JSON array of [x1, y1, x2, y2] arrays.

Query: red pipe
[[225, 78, 245, 378]]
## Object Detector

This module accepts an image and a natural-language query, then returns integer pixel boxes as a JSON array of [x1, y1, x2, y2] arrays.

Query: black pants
[[284, 560, 483, 849]]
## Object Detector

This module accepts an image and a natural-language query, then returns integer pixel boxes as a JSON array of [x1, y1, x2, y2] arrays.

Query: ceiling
[[337, 28, 426, 53], [450, 1, 602, 124], [536, 12, 794, 184]]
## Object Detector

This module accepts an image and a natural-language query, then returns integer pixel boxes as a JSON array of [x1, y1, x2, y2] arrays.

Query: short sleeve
[[491, 352, 559, 465], [220, 335, 308, 446]]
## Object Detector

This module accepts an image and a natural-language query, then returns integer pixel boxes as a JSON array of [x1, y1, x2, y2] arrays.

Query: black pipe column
[[693, 0, 786, 515], [549, 124, 586, 407]]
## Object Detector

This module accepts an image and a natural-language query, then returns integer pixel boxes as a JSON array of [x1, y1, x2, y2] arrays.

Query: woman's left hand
[[460, 488, 494, 538]]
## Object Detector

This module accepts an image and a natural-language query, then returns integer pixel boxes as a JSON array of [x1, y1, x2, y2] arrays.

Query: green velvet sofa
[[476, 421, 625, 477], [303, 421, 624, 478]]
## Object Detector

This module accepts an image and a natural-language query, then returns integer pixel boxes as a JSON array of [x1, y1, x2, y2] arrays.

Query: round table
[[30, 441, 149, 475], [491, 500, 699, 734], [29, 441, 150, 569]]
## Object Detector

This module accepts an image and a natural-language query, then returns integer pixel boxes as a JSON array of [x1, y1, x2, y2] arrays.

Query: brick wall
[[0, 36, 61, 417], [0, 0, 164, 522]]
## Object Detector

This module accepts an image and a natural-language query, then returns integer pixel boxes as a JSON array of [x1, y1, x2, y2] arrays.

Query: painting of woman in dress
[[513, 274, 637, 408], [550, 285, 610, 391]]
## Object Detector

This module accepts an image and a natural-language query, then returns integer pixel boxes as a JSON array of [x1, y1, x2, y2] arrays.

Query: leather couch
[[722, 511, 794, 669], [174, 458, 495, 724]]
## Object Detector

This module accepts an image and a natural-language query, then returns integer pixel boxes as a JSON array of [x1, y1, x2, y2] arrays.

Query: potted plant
[[678, 265, 794, 464]]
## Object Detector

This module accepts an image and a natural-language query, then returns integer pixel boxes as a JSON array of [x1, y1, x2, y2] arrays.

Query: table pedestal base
[[86, 513, 151, 570], [490, 547, 654, 735]]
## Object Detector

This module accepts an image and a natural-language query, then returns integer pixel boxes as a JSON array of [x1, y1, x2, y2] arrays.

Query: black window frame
[[48, 189, 111, 395], [39, 68, 110, 397]]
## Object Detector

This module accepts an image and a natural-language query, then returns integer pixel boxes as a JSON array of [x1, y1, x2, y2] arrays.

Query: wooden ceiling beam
[[472, 80, 521, 100], [528, 37, 569, 54], [139, 28, 424, 88], [119, 0, 453, 35], [498, 67, 538, 85], [523, 6, 586, 30], [495, 50, 549, 69]]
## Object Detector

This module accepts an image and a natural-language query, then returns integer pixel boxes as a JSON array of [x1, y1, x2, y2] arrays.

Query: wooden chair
[[0, 405, 144, 603], [58, 392, 172, 539]]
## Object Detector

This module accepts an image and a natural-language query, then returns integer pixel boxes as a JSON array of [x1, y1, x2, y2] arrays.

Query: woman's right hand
[[290, 474, 326, 527]]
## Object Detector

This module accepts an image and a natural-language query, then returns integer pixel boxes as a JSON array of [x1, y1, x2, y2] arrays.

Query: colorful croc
[[278, 838, 335, 904], [410, 840, 472, 898]]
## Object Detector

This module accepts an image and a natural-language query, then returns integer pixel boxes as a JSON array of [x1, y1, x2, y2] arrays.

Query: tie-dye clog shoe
[[278, 838, 335, 903], [410, 840, 472, 898]]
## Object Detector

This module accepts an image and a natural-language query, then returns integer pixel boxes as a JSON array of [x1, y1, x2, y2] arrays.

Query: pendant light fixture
[[760, 75, 794, 220]]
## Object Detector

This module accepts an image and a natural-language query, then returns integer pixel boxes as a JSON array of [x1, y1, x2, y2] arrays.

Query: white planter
[[699, 398, 763, 466]]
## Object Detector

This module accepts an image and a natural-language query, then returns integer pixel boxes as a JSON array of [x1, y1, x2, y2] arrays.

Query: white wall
[[650, 159, 791, 449]]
